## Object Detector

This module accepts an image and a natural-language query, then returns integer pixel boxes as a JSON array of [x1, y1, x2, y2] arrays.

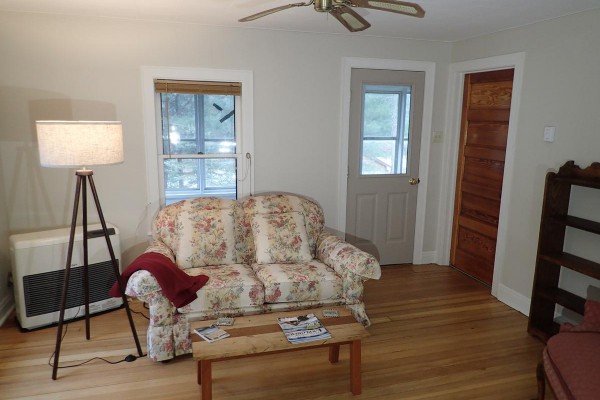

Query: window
[[142, 68, 253, 211], [156, 80, 241, 204], [360, 84, 412, 175]]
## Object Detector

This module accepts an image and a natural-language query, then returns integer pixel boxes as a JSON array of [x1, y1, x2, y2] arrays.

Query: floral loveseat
[[125, 194, 381, 361]]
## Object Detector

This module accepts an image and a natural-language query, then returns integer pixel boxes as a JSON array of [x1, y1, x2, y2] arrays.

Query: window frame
[[142, 66, 254, 220], [360, 84, 412, 176], [157, 91, 239, 203]]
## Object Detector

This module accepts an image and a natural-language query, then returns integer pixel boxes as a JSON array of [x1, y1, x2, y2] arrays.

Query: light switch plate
[[543, 126, 556, 143]]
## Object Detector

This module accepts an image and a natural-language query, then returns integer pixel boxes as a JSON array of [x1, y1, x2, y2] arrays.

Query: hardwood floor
[[0, 265, 552, 399]]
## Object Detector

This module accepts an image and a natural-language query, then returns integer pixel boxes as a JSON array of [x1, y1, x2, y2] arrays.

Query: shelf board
[[534, 287, 585, 315], [565, 215, 600, 234], [539, 252, 600, 280]]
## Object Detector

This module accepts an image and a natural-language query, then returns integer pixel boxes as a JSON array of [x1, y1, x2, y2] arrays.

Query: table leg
[[350, 340, 362, 395], [197, 361, 202, 385], [200, 360, 212, 400], [329, 344, 340, 364]]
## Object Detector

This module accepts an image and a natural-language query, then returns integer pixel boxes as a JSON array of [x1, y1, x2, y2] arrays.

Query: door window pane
[[360, 85, 412, 175], [363, 93, 399, 138], [362, 140, 396, 175]]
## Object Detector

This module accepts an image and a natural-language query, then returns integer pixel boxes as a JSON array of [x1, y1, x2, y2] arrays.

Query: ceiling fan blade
[[239, 2, 311, 22], [349, 0, 425, 18], [330, 6, 371, 32]]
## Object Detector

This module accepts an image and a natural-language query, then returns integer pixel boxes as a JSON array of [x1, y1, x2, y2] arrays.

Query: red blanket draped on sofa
[[110, 252, 208, 308]]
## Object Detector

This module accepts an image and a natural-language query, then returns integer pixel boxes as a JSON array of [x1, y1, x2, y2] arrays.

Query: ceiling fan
[[238, 0, 425, 32]]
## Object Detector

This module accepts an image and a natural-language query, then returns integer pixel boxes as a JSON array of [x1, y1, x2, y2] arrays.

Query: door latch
[[409, 178, 420, 185]]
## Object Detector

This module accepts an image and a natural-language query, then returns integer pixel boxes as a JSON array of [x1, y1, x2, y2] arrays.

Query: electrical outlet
[[432, 131, 443, 143]]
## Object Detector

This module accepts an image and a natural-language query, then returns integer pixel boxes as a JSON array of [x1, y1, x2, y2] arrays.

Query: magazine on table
[[277, 313, 332, 344], [194, 325, 230, 343]]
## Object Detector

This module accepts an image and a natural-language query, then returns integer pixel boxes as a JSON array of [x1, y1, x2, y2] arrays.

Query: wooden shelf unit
[[527, 161, 600, 342]]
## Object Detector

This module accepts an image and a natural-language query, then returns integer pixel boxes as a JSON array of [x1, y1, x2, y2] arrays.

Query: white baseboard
[[418, 251, 437, 265], [496, 284, 530, 316], [0, 294, 14, 327]]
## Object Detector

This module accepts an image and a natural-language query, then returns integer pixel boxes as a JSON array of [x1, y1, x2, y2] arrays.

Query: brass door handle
[[409, 178, 420, 185]]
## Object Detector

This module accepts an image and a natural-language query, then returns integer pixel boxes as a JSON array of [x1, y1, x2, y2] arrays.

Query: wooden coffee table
[[191, 306, 369, 399]]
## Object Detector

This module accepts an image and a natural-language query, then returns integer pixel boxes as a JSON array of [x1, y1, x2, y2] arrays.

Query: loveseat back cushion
[[152, 197, 245, 269], [242, 194, 325, 260], [252, 261, 342, 303], [251, 211, 312, 264]]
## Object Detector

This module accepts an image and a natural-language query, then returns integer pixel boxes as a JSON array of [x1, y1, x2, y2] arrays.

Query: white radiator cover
[[9, 224, 123, 330]]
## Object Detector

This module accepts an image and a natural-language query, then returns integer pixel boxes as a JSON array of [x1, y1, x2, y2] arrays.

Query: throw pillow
[[251, 211, 312, 264], [560, 299, 600, 332], [175, 208, 237, 269]]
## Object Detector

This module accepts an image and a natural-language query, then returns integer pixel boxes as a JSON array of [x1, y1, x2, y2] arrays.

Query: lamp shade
[[36, 121, 124, 168]]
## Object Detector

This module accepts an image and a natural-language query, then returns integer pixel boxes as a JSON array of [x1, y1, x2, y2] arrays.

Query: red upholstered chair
[[536, 300, 600, 400]]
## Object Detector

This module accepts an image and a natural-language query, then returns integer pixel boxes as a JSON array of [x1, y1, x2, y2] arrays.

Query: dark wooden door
[[450, 69, 514, 285]]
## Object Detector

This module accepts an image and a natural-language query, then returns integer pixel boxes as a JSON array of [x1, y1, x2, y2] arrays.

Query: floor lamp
[[36, 121, 143, 380]]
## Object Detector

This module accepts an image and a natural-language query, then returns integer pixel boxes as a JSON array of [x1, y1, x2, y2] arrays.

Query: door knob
[[409, 178, 420, 185]]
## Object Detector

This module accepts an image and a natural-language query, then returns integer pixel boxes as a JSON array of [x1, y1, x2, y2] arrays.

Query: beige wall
[[0, 11, 451, 316], [2, 8, 598, 323], [451, 10, 600, 302]]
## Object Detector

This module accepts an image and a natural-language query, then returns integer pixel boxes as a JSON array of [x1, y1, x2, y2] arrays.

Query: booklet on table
[[277, 313, 332, 344], [194, 325, 230, 343]]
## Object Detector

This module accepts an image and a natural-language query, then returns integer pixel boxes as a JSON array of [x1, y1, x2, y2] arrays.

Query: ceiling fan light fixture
[[367, 1, 417, 14]]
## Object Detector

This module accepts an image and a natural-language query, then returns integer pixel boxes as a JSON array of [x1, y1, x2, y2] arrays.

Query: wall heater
[[9, 224, 123, 330]]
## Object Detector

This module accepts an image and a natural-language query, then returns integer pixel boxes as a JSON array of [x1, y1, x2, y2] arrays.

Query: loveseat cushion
[[251, 211, 313, 264], [242, 194, 325, 259], [176, 208, 238, 269], [177, 264, 265, 313], [153, 197, 245, 268], [252, 261, 342, 303]]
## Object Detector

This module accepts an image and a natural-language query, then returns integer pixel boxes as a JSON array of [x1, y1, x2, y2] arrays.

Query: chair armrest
[[316, 230, 381, 280]]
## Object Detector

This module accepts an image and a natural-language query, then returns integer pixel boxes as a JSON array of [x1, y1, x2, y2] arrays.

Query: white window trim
[[141, 66, 254, 226]]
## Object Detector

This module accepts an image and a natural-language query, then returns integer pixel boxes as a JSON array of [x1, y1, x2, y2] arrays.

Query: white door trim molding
[[437, 52, 526, 297], [338, 57, 435, 264]]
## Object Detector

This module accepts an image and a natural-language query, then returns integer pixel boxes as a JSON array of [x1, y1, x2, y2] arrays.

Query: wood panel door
[[450, 69, 514, 285]]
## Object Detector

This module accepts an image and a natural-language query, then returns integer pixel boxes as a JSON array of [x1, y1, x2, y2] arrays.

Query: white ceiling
[[2, 0, 600, 41]]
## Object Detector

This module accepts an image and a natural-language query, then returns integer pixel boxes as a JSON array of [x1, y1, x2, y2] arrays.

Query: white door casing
[[438, 52, 525, 308], [346, 68, 425, 265], [339, 57, 436, 265]]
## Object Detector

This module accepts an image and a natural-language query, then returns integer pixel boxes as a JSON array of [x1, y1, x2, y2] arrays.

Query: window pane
[[205, 158, 236, 188], [205, 141, 236, 154], [363, 93, 399, 138], [161, 93, 197, 154], [163, 158, 237, 204], [164, 158, 199, 190], [160, 93, 236, 155], [361, 140, 397, 175], [204, 95, 235, 140]]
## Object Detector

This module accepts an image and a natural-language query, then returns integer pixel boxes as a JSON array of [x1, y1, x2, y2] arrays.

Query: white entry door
[[346, 68, 425, 265]]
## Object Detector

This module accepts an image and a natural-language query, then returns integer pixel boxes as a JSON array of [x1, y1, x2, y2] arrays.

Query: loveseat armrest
[[123, 240, 176, 300], [145, 239, 176, 263], [316, 230, 381, 280]]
